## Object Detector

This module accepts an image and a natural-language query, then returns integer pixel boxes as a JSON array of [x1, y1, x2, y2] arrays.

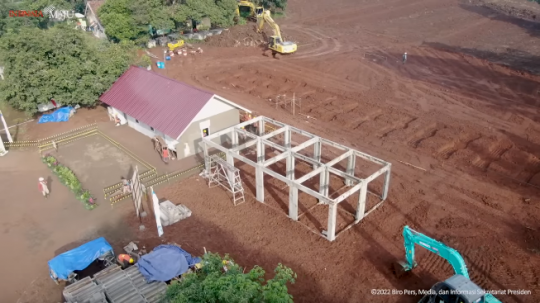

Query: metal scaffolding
[[206, 154, 245, 206], [201, 116, 392, 242]]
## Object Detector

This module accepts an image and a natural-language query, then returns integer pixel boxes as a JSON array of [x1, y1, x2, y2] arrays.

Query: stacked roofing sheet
[[63, 265, 167, 303]]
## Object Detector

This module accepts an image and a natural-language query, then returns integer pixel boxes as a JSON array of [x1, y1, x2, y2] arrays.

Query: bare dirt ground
[[140, 0, 540, 302]]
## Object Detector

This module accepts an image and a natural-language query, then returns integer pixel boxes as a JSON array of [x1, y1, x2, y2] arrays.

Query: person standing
[[121, 177, 131, 194], [402, 52, 407, 64], [39, 177, 49, 198]]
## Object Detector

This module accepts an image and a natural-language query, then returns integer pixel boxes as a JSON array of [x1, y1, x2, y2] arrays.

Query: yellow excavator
[[256, 10, 297, 59], [235, 1, 263, 22]]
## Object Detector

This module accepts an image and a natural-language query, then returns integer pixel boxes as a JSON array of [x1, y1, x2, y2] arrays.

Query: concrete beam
[[232, 138, 258, 152], [291, 137, 319, 153], [296, 165, 325, 184], [320, 138, 349, 151], [263, 166, 333, 204], [236, 127, 259, 140], [327, 203, 338, 241], [353, 150, 389, 166], [262, 138, 286, 152], [261, 126, 287, 140], [326, 150, 354, 168], [365, 165, 389, 183], [334, 181, 363, 204], [328, 167, 362, 183], [263, 150, 290, 167]]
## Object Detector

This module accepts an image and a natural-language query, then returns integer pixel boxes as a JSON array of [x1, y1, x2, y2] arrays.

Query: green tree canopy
[[99, 0, 238, 43], [165, 253, 297, 303], [0, 25, 135, 114]]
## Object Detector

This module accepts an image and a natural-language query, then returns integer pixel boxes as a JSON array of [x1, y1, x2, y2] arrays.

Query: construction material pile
[[205, 24, 273, 47]]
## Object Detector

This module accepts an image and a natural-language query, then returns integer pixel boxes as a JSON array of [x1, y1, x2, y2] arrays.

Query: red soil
[[135, 0, 540, 302]]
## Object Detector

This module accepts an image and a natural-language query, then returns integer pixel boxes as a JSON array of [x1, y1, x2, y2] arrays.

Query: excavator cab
[[419, 275, 488, 303]]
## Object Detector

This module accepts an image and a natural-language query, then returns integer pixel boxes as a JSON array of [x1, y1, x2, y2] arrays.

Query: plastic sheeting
[[48, 237, 113, 280], [136, 245, 201, 282], [38, 106, 73, 124]]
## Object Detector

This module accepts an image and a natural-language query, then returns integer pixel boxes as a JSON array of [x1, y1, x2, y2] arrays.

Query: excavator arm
[[401, 226, 470, 279], [257, 10, 282, 41]]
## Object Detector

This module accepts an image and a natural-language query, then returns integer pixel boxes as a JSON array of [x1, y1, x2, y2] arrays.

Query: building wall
[[176, 108, 239, 159]]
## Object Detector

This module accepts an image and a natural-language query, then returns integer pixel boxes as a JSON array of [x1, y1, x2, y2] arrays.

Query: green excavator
[[396, 226, 502, 303]]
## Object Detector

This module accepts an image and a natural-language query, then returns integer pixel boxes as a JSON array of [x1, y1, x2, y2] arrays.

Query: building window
[[136, 119, 139, 123], [150, 127, 154, 131], [202, 128, 209, 137]]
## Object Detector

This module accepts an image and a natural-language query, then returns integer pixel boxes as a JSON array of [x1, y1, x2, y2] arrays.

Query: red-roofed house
[[100, 66, 251, 159]]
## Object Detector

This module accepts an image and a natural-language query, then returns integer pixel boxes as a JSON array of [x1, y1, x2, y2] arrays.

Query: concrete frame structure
[[201, 116, 392, 242]]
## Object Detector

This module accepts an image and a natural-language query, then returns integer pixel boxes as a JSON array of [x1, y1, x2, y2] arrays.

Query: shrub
[[42, 155, 97, 210]]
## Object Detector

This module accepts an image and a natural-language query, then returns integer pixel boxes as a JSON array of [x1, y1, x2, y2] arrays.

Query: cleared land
[[143, 0, 540, 302], [2, 0, 540, 302]]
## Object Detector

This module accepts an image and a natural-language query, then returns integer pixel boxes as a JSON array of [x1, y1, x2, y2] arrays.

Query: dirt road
[[147, 0, 540, 302]]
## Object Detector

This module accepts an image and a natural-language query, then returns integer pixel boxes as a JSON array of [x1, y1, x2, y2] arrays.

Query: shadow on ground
[[127, 211, 335, 303]]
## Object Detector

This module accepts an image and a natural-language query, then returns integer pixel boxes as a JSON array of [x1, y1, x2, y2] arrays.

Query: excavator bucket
[[392, 261, 410, 278]]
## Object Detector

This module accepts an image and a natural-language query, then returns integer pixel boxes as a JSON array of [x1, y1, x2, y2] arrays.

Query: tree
[[99, 0, 238, 43], [0, 25, 135, 114], [256, 0, 288, 11], [165, 253, 297, 303]]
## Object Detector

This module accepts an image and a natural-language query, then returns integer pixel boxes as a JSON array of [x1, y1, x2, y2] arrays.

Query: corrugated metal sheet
[[63, 265, 166, 303], [100, 66, 214, 139], [63, 277, 107, 303]]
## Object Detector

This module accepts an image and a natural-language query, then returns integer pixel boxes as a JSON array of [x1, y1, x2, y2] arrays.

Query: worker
[[117, 254, 134, 269], [38, 177, 50, 198], [402, 52, 407, 64], [162, 147, 169, 163], [121, 177, 131, 194]]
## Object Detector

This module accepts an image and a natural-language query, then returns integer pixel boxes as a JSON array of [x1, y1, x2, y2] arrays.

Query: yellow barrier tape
[[39, 123, 97, 143], [38, 129, 98, 149]]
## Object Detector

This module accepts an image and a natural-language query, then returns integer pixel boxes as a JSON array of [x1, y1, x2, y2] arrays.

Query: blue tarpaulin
[[48, 237, 113, 280], [137, 245, 201, 282], [38, 106, 73, 124]]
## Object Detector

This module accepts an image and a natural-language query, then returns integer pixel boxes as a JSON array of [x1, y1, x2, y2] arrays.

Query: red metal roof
[[99, 66, 214, 139]]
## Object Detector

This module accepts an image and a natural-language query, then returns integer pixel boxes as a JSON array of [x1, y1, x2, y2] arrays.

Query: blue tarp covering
[[48, 237, 113, 280], [137, 245, 201, 282], [38, 106, 73, 124]]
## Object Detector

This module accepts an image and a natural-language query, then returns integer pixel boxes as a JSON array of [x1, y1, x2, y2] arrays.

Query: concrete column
[[289, 186, 298, 220], [313, 141, 321, 169], [256, 165, 264, 202], [284, 128, 291, 149], [318, 167, 329, 204], [355, 182, 368, 223], [257, 138, 264, 163], [203, 142, 210, 175], [286, 153, 295, 180], [258, 119, 265, 136], [231, 130, 239, 154], [327, 203, 337, 241], [382, 166, 391, 200], [345, 154, 356, 186], [226, 152, 235, 184]]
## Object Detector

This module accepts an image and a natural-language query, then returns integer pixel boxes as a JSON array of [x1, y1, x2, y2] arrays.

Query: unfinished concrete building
[[201, 116, 391, 242]]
